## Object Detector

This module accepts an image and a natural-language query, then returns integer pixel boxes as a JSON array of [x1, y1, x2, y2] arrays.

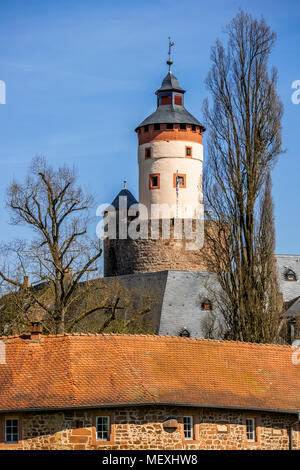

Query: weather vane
[[167, 37, 174, 72]]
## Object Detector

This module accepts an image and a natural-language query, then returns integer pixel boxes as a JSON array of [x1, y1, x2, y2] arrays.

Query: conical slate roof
[[135, 70, 205, 130], [155, 71, 185, 93], [110, 188, 138, 210], [136, 105, 203, 129]]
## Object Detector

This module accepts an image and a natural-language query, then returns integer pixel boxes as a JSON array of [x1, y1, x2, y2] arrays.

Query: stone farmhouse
[[0, 332, 300, 450]]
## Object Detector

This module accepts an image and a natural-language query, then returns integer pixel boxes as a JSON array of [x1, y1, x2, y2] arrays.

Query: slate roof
[[135, 71, 205, 130], [136, 105, 204, 129], [0, 333, 299, 413], [155, 71, 185, 93], [284, 296, 300, 317], [110, 188, 138, 210], [276, 255, 300, 302]]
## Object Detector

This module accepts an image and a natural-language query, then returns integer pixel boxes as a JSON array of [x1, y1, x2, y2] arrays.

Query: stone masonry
[[0, 406, 298, 450]]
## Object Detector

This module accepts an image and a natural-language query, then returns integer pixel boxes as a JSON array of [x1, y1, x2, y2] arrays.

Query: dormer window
[[201, 300, 212, 311], [179, 329, 190, 338], [285, 269, 297, 281]]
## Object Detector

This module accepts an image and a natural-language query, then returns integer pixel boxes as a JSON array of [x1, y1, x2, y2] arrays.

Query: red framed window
[[173, 173, 186, 188], [149, 174, 160, 189]]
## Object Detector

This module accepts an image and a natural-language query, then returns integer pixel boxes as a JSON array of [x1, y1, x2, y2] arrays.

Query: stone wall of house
[[0, 406, 298, 450]]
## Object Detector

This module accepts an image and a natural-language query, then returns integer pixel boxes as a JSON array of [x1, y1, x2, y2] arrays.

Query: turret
[[135, 58, 205, 219]]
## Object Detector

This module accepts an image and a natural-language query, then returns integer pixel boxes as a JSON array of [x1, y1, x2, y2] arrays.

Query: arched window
[[284, 269, 297, 281]]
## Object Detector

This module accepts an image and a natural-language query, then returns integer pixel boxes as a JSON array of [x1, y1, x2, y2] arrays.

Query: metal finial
[[123, 180, 127, 189], [166, 37, 174, 72]]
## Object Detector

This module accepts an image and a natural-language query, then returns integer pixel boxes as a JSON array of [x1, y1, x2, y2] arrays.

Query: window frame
[[173, 173, 186, 189], [185, 146, 192, 158], [145, 147, 151, 160], [246, 418, 256, 442], [149, 173, 160, 190], [96, 416, 110, 441], [92, 413, 114, 446], [182, 413, 198, 444], [0, 416, 22, 448]]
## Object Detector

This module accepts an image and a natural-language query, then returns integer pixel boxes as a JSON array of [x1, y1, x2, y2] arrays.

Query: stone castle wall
[[0, 405, 297, 450], [104, 218, 213, 277]]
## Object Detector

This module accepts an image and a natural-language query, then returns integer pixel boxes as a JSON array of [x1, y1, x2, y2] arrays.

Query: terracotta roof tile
[[0, 334, 299, 413]]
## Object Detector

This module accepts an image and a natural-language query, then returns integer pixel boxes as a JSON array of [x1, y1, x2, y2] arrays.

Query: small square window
[[191, 125, 196, 131], [180, 123, 186, 130], [144, 125, 149, 132], [246, 418, 256, 442], [145, 147, 151, 159], [154, 123, 161, 130], [183, 416, 194, 440], [96, 416, 110, 441], [173, 173, 186, 188], [166, 123, 174, 130], [5, 419, 19, 444], [149, 174, 160, 189], [186, 146, 192, 157]]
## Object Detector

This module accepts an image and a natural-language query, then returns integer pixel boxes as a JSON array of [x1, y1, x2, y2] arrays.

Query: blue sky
[[0, 0, 299, 254]]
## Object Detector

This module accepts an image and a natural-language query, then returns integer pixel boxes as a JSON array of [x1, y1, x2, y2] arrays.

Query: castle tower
[[135, 55, 205, 219], [104, 45, 209, 277]]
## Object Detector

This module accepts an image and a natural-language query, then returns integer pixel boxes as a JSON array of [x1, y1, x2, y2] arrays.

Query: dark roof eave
[[1, 401, 299, 416]]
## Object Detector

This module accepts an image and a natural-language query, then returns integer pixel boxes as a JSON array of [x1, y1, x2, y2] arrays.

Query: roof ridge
[[0, 331, 292, 351]]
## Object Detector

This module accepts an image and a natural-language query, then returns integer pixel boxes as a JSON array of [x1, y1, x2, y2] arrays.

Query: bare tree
[[203, 10, 284, 343], [0, 156, 147, 335]]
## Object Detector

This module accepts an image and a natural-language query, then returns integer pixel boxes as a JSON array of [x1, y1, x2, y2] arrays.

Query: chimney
[[30, 322, 43, 342], [23, 276, 30, 289]]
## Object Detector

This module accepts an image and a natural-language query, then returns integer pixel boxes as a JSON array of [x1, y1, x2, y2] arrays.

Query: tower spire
[[166, 37, 174, 72]]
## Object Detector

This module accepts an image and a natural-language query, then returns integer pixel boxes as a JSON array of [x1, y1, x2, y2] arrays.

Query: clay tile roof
[[0, 334, 299, 413]]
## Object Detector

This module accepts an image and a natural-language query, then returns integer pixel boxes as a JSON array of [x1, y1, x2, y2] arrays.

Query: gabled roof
[[0, 334, 299, 414]]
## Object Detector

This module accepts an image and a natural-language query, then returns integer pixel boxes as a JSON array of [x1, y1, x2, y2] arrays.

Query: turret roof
[[155, 71, 185, 93], [110, 188, 138, 210], [135, 70, 205, 130]]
